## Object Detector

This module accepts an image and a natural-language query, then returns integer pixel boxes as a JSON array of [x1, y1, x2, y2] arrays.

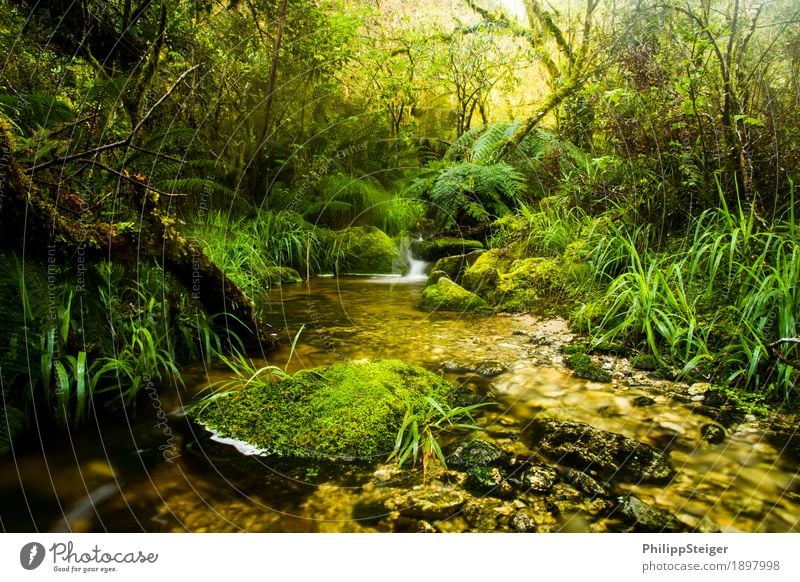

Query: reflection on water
[[1, 277, 798, 532]]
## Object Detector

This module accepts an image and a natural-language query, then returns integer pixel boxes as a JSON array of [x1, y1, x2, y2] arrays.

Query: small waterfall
[[396, 237, 430, 282]]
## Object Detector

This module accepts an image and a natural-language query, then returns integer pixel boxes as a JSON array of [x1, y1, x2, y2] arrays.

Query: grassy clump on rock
[[190, 359, 457, 461]]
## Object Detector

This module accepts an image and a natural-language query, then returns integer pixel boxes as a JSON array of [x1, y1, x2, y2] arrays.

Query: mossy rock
[[425, 270, 450, 287], [419, 278, 490, 313], [429, 249, 485, 285], [565, 353, 612, 383], [336, 226, 404, 274], [418, 237, 484, 262], [190, 359, 457, 462], [492, 257, 565, 312], [461, 248, 516, 294], [524, 417, 675, 484], [446, 439, 507, 470], [631, 354, 660, 372], [264, 266, 303, 286]]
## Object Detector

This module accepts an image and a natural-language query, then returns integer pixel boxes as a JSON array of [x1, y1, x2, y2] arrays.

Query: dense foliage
[[2, 0, 800, 454]]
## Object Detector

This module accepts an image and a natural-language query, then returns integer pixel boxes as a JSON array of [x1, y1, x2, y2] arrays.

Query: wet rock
[[632, 395, 656, 407], [441, 359, 508, 377], [565, 354, 612, 383], [700, 424, 726, 444], [388, 487, 466, 521], [520, 464, 558, 494], [418, 238, 484, 262], [612, 495, 683, 532], [264, 266, 303, 286], [447, 439, 507, 469], [511, 512, 537, 532], [465, 466, 515, 498], [430, 250, 485, 284], [688, 382, 711, 396], [563, 469, 612, 499], [524, 417, 674, 483], [527, 333, 553, 346], [426, 270, 450, 287]]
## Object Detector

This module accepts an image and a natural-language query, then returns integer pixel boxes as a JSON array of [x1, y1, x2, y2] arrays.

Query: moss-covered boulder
[[461, 248, 516, 293], [429, 249, 485, 285], [264, 266, 303, 286], [418, 237, 484, 262], [460, 249, 568, 312], [565, 353, 612, 383], [524, 417, 675, 484], [336, 226, 403, 274], [419, 278, 490, 313], [190, 359, 457, 462]]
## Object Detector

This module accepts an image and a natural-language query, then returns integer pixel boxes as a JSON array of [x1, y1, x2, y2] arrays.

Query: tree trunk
[[0, 118, 278, 354]]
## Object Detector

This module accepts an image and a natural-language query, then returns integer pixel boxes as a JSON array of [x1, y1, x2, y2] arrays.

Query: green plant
[[387, 398, 489, 475], [426, 161, 527, 228]]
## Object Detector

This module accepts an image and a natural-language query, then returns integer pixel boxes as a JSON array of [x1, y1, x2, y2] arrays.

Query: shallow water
[[1, 277, 798, 532]]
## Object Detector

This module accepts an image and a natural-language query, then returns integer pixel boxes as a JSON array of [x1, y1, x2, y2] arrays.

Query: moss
[[461, 249, 515, 294], [264, 266, 302, 286], [419, 278, 491, 313], [418, 237, 484, 262], [492, 257, 566, 312], [192, 359, 456, 461], [631, 354, 660, 372], [462, 250, 569, 313], [565, 354, 612, 383], [429, 249, 485, 284], [336, 226, 403, 274]]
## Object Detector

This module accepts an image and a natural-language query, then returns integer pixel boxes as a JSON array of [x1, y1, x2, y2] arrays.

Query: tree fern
[[428, 162, 526, 228], [469, 120, 521, 164]]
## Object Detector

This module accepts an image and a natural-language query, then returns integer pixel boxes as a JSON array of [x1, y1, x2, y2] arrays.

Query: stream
[[1, 276, 799, 532]]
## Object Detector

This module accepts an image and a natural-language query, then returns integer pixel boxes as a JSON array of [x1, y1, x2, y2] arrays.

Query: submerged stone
[[563, 469, 612, 499], [387, 486, 467, 520], [700, 424, 726, 444], [611, 495, 683, 532], [520, 464, 558, 494], [465, 466, 514, 498], [420, 278, 490, 313], [190, 359, 457, 462], [441, 359, 508, 377], [523, 417, 674, 484]]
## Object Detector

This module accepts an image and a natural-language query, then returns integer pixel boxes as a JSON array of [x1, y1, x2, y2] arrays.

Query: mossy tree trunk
[[0, 118, 278, 353]]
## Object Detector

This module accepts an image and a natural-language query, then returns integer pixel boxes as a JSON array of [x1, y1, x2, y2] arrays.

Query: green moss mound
[[264, 266, 303, 286], [429, 249, 485, 285], [191, 359, 456, 461], [420, 278, 490, 313], [418, 238, 484, 262], [460, 249, 569, 312], [336, 226, 403, 274], [565, 354, 612, 383]]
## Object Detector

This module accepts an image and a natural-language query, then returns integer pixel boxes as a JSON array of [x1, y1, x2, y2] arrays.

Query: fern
[[0, 405, 26, 456], [428, 162, 526, 228], [469, 120, 521, 164]]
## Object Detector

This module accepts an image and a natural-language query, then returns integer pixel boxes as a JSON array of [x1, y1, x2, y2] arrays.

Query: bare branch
[[25, 65, 199, 174]]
